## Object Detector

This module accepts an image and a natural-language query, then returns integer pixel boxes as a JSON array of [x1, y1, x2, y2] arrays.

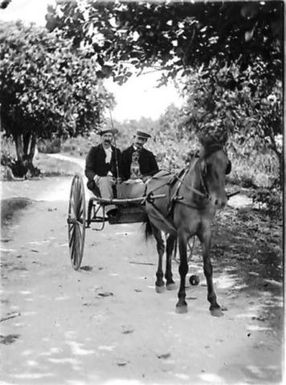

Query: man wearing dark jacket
[[85, 128, 121, 203], [121, 131, 159, 182], [118, 131, 159, 199]]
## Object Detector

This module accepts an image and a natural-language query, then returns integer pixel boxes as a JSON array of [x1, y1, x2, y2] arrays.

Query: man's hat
[[98, 128, 118, 136], [136, 130, 151, 139]]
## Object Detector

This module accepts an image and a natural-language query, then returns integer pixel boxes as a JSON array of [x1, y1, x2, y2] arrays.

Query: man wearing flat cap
[[118, 131, 159, 198], [85, 128, 122, 207]]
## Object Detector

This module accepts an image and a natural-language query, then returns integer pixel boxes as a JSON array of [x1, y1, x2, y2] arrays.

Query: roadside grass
[[34, 153, 82, 176], [228, 152, 279, 188], [1, 197, 32, 225], [61, 135, 94, 159], [213, 206, 283, 338], [188, 204, 283, 338]]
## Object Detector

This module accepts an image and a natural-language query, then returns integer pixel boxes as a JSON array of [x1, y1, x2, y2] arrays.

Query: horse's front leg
[[165, 235, 176, 290], [153, 227, 165, 293], [198, 227, 223, 317], [176, 236, 188, 313]]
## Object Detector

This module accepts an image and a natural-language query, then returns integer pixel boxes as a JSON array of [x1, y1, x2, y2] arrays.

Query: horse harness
[[145, 143, 232, 234], [143, 157, 211, 236]]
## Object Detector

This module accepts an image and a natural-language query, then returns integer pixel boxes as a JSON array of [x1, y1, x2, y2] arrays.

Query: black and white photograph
[[0, 1, 283, 384]]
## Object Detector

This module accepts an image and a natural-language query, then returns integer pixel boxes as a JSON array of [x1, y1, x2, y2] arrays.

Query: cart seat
[[116, 180, 146, 200]]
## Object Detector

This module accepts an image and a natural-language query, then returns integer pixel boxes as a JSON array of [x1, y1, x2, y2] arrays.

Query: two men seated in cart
[[85, 128, 159, 216]]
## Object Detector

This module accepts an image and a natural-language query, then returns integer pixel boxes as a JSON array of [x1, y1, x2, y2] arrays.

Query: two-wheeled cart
[[67, 173, 240, 274], [67, 174, 165, 270]]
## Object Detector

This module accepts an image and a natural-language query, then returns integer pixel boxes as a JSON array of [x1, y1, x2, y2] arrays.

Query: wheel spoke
[[75, 198, 82, 218], [69, 227, 76, 248], [74, 226, 81, 262], [68, 174, 86, 270], [71, 239, 77, 264], [79, 203, 84, 214]]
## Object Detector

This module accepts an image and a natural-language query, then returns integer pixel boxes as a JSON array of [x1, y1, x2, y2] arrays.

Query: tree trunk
[[12, 133, 39, 177], [23, 133, 37, 170], [13, 133, 24, 163]]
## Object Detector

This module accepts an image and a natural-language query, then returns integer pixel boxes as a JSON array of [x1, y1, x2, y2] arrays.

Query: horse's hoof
[[166, 282, 176, 291], [176, 304, 188, 314], [155, 285, 165, 294], [210, 307, 224, 317]]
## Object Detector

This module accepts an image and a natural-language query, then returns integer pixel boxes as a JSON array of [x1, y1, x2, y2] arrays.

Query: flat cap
[[98, 128, 118, 136], [136, 130, 151, 139]]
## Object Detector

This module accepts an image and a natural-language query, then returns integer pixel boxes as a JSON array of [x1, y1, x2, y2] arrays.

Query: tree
[[46, 1, 283, 83], [45, 1, 283, 182], [0, 21, 113, 176], [180, 58, 282, 182], [0, 0, 11, 9]]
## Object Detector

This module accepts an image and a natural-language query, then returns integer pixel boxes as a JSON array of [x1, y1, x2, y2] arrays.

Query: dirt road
[[0, 176, 283, 385]]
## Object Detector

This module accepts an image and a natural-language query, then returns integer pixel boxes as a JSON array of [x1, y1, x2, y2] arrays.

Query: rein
[[171, 158, 210, 210], [146, 157, 211, 216], [174, 143, 230, 208]]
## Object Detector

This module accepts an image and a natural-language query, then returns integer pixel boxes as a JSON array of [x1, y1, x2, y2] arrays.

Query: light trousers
[[96, 176, 115, 200]]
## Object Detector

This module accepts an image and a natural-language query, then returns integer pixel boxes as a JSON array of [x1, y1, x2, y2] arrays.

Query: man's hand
[[93, 175, 100, 184], [142, 175, 151, 183], [116, 177, 122, 184]]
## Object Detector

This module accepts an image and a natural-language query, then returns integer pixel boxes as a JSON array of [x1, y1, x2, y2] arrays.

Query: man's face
[[101, 133, 113, 146], [134, 135, 147, 149]]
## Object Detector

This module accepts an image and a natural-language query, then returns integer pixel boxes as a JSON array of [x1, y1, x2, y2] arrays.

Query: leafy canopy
[[0, 20, 113, 141], [45, 0, 283, 182], [46, 1, 283, 84]]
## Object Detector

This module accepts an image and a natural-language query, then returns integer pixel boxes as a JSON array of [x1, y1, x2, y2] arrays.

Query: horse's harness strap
[[171, 159, 209, 206], [183, 184, 208, 198], [146, 158, 210, 226], [147, 199, 177, 235], [173, 199, 203, 210]]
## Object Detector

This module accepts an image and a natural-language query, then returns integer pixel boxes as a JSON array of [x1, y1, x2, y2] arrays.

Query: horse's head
[[200, 145, 231, 209]]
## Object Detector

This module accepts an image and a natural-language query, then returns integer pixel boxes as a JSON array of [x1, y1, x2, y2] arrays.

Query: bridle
[[173, 160, 209, 202], [146, 145, 232, 214], [145, 147, 237, 237], [173, 146, 230, 208]]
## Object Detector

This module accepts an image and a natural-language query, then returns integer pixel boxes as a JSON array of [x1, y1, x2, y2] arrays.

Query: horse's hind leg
[[176, 236, 189, 313], [198, 227, 223, 317], [165, 235, 176, 290], [153, 227, 165, 293]]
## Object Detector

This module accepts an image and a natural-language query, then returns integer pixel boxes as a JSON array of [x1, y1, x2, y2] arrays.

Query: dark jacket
[[85, 144, 122, 181], [121, 145, 159, 180]]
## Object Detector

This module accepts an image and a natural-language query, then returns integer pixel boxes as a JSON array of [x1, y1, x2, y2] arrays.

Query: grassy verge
[[213, 205, 283, 337], [34, 153, 82, 176], [1, 197, 32, 225]]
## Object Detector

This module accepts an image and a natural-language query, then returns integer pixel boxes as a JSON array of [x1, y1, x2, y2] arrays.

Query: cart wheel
[[67, 174, 86, 270]]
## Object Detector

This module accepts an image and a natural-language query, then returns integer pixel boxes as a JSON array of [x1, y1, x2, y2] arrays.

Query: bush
[[1, 152, 15, 167], [252, 188, 282, 218], [61, 135, 94, 158], [37, 138, 61, 153], [227, 148, 279, 189]]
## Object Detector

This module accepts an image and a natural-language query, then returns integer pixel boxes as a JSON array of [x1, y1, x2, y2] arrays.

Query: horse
[[144, 142, 231, 317]]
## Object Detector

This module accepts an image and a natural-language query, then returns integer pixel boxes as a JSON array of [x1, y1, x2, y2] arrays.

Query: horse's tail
[[144, 214, 153, 241]]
